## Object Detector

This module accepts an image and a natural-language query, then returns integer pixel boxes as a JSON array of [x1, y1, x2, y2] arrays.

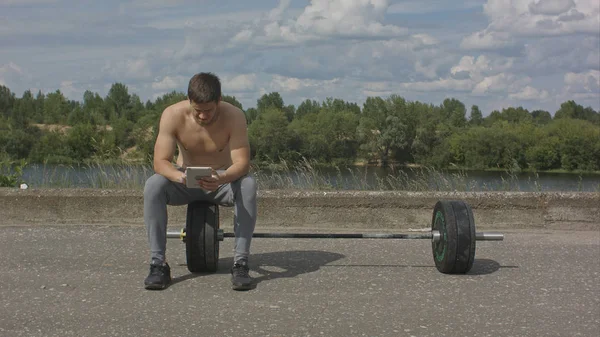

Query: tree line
[[0, 83, 599, 172]]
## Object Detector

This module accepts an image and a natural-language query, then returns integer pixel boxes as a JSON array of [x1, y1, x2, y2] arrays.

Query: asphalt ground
[[0, 225, 598, 337]]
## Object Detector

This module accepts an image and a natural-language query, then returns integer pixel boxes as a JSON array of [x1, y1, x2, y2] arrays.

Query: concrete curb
[[0, 188, 598, 230]]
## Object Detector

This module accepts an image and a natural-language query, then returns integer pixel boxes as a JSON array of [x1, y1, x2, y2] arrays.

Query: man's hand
[[198, 169, 223, 191], [177, 171, 187, 185]]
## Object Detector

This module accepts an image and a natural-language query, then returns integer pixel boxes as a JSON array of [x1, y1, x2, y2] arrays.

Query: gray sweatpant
[[143, 170, 257, 265]]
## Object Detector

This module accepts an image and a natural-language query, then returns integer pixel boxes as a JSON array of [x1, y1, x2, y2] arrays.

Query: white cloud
[[451, 55, 514, 82], [59, 80, 84, 99], [151, 75, 187, 91], [138, 10, 263, 31], [564, 70, 600, 94], [181, 0, 408, 58], [387, 0, 484, 14], [401, 78, 474, 92], [411, 33, 440, 46], [222, 74, 258, 93], [401, 55, 534, 98], [0, 62, 27, 89], [268, 74, 341, 93], [103, 58, 153, 81], [414, 55, 455, 79], [472, 73, 518, 95], [460, 30, 516, 50], [509, 85, 550, 100], [0, 62, 22, 76], [292, 0, 406, 38], [1, 0, 598, 115], [118, 0, 189, 15], [462, 0, 600, 50], [529, 0, 575, 15], [521, 35, 600, 76]]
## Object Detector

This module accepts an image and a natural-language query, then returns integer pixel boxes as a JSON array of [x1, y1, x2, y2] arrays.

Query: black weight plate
[[431, 200, 476, 274], [185, 201, 220, 273], [451, 200, 476, 274]]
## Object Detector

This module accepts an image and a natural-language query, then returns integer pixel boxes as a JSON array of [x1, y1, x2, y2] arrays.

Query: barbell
[[167, 200, 504, 274]]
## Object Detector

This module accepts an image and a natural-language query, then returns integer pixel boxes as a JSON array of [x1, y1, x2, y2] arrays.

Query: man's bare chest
[[177, 128, 230, 155]]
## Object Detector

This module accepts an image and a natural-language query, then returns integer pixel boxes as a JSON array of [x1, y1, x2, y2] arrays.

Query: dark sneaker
[[231, 260, 254, 291], [144, 263, 171, 290]]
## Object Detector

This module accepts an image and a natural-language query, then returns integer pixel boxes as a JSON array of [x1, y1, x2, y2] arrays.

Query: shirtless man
[[143, 72, 257, 291]]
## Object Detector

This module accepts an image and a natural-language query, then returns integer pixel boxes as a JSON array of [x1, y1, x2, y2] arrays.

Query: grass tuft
[[4, 157, 598, 192]]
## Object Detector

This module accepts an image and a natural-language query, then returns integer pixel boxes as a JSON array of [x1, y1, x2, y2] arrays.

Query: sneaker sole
[[144, 283, 169, 290], [231, 283, 254, 291]]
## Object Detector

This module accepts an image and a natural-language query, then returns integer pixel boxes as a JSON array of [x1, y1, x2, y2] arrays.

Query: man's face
[[190, 100, 219, 126]]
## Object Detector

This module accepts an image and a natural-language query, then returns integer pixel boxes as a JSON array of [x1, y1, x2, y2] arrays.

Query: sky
[[0, 0, 599, 115]]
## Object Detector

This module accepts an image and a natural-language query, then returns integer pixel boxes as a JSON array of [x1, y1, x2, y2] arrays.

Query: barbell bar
[[166, 229, 504, 242], [166, 199, 504, 275]]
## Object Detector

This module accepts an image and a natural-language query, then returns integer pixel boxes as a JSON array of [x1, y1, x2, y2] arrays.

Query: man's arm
[[219, 109, 251, 184], [153, 108, 185, 183]]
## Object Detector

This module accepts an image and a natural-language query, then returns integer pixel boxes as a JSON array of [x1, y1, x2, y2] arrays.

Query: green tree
[[290, 105, 360, 164], [106, 83, 131, 121], [10, 90, 35, 128], [469, 105, 483, 126], [245, 108, 258, 124], [248, 107, 294, 161], [257, 92, 284, 112], [501, 107, 532, 124], [66, 124, 97, 161], [288, 113, 328, 162], [390, 96, 418, 164], [446, 122, 534, 170], [43, 90, 68, 124], [67, 105, 87, 125], [126, 93, 145, 122], [28, 131, 72, 164], [525, 134, 561, 170], [111, 116, 135, 149], [32, 90, 45, 123], [82, 90, 107, 125], [484, 110, 502, 127], [441, 98, 467, 128], [296, 99, 321, 119], [555, 100, 584, 120], [546, 119, 600, 171], [0, 85, 15, 119], [582, 106, 600, 125], [531, 110, 552, 125], [256, 92, 295, 121], [357, 96, 410, 167], [3, 127, 40, 160], [321, 97, 361, 115]]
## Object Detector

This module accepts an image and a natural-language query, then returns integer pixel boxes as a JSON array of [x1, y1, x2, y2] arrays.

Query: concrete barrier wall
[[0, 188, 598, 230]]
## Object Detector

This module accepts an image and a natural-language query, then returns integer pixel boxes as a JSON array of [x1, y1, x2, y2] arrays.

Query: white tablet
[[185, 166, 213, 188]]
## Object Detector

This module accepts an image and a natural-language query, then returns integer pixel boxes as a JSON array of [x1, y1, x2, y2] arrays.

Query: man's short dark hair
[[188, 72, 221, 104]]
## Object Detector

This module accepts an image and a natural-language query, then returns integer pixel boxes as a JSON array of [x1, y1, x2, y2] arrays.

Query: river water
[[16, 164, 600, 192]]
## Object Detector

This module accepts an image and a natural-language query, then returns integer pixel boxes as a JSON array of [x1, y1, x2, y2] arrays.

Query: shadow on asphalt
[[468, 258, 519, 275], [172, 250, 346, 286], [322, 258, 518, 276], [171, 255, 518, 286]]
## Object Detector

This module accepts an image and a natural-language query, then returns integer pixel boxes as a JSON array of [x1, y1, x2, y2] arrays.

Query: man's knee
[[144, 174, 170, 199], [238, 174, 257, 199]]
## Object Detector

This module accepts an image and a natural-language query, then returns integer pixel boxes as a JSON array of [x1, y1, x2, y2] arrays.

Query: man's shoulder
[[158, 100, 187, 133], [221, 101, 246, 121], [163, 100, 189, 115]]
